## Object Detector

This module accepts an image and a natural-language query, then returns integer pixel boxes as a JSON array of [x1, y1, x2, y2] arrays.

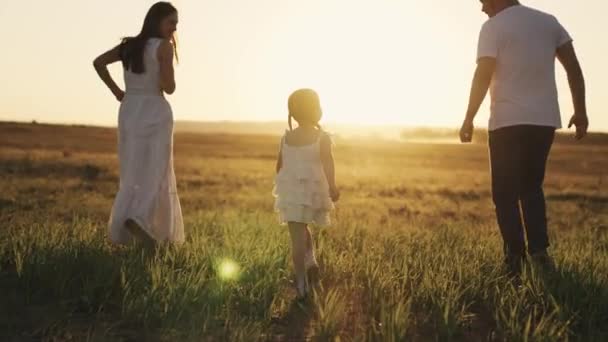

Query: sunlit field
[[1, 122, 607, 341]]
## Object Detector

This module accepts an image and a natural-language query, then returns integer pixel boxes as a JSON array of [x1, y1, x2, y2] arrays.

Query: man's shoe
[[530, 251, 556, 273]]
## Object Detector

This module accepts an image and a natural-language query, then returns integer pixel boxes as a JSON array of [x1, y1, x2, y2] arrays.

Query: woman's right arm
[[93, 45, 124, 102], [158, 39, 176, 94]]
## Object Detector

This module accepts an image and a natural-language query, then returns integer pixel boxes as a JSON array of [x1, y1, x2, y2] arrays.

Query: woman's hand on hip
[[113, 89, 125, 102]]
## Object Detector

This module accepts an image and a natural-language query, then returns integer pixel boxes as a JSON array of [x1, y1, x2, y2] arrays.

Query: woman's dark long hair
[[120, 2, 178, 74]]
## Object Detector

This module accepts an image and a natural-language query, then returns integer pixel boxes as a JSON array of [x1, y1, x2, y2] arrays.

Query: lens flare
[[218, 259, 240, 281]]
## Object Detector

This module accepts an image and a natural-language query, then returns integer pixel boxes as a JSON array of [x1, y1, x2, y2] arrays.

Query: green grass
[[1, 122, 607, 341]]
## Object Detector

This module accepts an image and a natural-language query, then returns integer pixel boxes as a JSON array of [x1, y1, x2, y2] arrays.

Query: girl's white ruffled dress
[[108, 38, 185, 244], [273, 131, 334, 226]]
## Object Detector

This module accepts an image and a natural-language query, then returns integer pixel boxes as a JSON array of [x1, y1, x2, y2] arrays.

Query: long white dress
[[273, 131, 334, 226], [108, 38, 185, 244]]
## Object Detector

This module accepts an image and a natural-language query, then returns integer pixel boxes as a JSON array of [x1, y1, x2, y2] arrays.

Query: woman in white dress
[[93, 2, 184, 246]]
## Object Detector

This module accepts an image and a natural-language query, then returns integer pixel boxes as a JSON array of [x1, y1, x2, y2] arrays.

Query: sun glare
[[261, 1, 448, 126], [217, 259, 240, 281]]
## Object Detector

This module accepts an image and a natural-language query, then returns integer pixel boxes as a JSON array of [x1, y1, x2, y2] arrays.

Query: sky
[[1, 0, 606, 131]]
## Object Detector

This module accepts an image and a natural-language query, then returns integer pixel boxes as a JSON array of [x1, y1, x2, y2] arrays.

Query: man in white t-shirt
[[459, 0, 588, 275]]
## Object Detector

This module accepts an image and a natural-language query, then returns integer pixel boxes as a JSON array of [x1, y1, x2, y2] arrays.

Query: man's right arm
[[557, 42, 588, 139], [460, 21, 497, 143]]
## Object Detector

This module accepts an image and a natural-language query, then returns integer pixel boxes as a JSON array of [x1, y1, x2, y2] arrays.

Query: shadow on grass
[[270, 297, 314, 341], [0, 236, 287, 341], [0, 241, 161, 341], [540, 265, 608, 341], [412, 260, 608, 341]]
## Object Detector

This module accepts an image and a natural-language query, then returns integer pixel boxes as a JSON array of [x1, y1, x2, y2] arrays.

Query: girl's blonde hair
[[288, 88, 323, 130]]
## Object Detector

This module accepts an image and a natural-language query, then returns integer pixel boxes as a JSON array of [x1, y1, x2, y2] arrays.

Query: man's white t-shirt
[[477, 5, 572, 131]]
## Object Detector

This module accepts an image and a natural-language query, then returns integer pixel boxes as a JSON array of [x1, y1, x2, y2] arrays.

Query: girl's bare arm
[[320, 133, 339, 201]]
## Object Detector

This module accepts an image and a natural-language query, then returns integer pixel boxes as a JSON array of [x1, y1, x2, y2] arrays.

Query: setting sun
[[1, 0, 607, 131]]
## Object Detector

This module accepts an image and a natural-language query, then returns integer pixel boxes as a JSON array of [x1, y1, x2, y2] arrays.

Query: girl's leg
[[288, 222, 308, 297], [305, 226, 313, 255], [304, 226, 318, 267], [304, 225, 320, 285]]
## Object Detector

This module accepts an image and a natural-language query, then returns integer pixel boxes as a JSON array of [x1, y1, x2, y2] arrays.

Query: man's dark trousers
[[489, 124, 556, 266]]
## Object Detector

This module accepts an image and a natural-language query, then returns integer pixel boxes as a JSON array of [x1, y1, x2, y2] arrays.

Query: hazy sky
[[1, 1, 607, 131]]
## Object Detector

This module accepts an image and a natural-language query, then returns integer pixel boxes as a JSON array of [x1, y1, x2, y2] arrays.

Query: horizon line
[[2, 118, 607, 135]]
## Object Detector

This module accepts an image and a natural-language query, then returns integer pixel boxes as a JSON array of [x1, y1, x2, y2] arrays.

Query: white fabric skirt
[[273, 166, 334, 226], [108, 94, 184, 244]]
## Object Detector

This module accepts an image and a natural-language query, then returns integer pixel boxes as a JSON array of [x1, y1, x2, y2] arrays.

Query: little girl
[[273, 88, 340, 299]]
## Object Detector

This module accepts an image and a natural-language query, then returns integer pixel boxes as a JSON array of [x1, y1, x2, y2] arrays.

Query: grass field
[[1, 122, 607, 341]]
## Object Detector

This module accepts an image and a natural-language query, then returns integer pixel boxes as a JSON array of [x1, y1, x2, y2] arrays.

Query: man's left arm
[[557, 42, 588, 140]]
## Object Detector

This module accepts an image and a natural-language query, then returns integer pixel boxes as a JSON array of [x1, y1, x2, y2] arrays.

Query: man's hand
[[558, 43, 588, 141], [461, 58, 495, 144], [460, 120, 474, 143], [568, 113, 589, 140]]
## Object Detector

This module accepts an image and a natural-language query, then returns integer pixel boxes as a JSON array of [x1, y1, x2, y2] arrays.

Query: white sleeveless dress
[[108, 38, 185, 244], [273, 131, 334, 226]]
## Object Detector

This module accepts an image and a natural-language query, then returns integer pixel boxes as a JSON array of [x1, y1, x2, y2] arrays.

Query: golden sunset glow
[[1, 0, 607, 131]]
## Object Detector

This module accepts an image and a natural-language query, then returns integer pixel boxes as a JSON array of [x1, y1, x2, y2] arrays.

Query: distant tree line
[[401, 127, 608, 145]]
